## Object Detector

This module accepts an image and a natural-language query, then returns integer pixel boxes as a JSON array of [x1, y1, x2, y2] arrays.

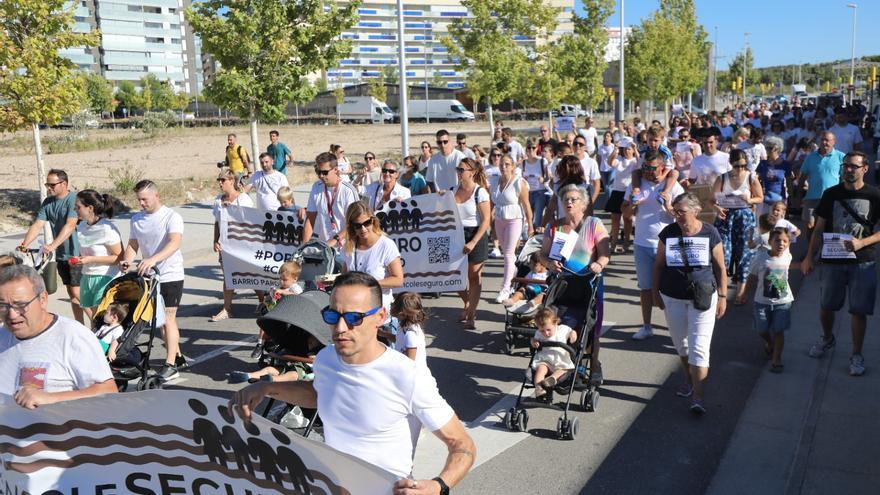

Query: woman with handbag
[[652, 192, 728, 416]]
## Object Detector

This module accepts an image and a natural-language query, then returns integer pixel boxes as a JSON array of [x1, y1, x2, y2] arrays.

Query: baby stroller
[[93, 269, 163, 392], [293, 239, 337, 290], [503, 236, 547, 355], [502, 270, 603, 440], [256, 291, 331, 436]]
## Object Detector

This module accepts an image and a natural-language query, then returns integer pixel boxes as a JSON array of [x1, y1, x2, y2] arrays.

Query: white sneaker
[[489, 247, 503, 259], [495, 289, 511, 304], [632, 325, 654, 341]]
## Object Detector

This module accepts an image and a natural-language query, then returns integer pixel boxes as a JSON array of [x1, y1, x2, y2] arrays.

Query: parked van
[[556, 103, 587, 117], [408, 99, 475, 121], [338, 97, 395, 124]]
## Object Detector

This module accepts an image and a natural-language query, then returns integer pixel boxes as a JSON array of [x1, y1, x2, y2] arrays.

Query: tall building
[[62, 0, 204, 95], [326, 0, 576, 89]]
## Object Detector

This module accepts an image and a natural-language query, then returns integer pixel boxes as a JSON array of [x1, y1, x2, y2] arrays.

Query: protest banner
[[220, 205, 305, 290], [376, 193, 467, 293], [555, 116, 575, 132], [0, 390, 396, 495]]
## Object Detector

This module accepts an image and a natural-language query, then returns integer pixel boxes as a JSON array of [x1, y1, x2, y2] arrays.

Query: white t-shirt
[[129, 205, 184, 282], [580, 156, 602, 183], [484, 165, 501, 192], [426, 149, 466, 191], [578, 127, 599, 155], [212, 192, 254, 222], [492, 176, 526, 220], [626, 178, 684, 248], [249, 170, 289, 211], [313, 346, 455, 478], [393, 323, 428, 369], [597, 143, 616, 172], [830, 123, 863, 154], [95, 323, 124, 346], [610, 157, 638, 192], [458, 146, 476, 161], [507, 140, 526, 164], [365, 182, 411, 211], [0, 315, 113, 396], [76, 219, 122, 277], [749, 249, 794, 305], [521, 158, 546, 191], [305, 180, 361, 242], [532, 324, 576, 371], [343, 235, 401, 318], [737, 142, 767, 172], [454, 185, 490, 227], [691, 151, 731, 186]]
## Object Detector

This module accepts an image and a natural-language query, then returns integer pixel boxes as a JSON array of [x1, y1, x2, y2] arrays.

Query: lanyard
[[324, 184, 339, 230], [373, 183, 384, 210]]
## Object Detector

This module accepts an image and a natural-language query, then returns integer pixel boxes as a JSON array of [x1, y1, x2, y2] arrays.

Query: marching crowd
[[2, 97, 879, 493]]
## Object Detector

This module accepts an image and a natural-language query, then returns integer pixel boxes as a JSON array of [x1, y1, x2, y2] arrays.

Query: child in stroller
[[251, 260, 304, 359], [502, 253, 549, 313], [94, 303, 127, 362], [530, 307, 577, 399], [228, 333, 321, 384]]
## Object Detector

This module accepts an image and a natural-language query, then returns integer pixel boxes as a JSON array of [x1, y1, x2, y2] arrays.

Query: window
[[145, 22, 163, 29], [128, 5, 142, 12], [170, 38, 181, 44], [143, 6, 161, 14]]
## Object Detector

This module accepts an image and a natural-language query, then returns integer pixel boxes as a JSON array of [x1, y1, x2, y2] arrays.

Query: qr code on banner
[[427, 236, 450, 264]]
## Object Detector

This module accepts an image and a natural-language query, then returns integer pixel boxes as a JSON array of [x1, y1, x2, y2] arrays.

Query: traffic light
[[872, 66, 877, 87], [737, 77, 743, 94]]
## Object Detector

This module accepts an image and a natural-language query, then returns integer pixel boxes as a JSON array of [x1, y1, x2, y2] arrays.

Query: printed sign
[[665, 237, 711, 267], [821, 233, 857, 259], [676, 141, 692, 153], [0, 390, 395, 495], [376, 193, 467, 293], [548, 230, 576, 262], [555, 116, 575, 132], [220, 206, 306, 290], [714, 191, 750, 209]]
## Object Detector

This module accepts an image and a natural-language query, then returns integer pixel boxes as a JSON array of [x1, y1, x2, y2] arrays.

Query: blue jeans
[[529, 190, 549, 229]]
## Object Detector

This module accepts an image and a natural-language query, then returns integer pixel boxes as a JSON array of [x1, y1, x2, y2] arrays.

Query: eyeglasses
[[44, 181, 64, 187], [0, 294, 39, 316], [315, 169, 333, 177], [573, 142, 586, 147], [321, 305, 381, 328], [490, 153, 502, 158], [352, 218, 374, 230], [381, 168, 397, 174], [436, 139, 449, 145], [455, 167, 472, 174], [562, 197, 582, 204], [843, 162, 866, 170]]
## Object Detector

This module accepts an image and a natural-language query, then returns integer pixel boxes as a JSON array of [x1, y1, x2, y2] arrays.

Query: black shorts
[[604, 190, 626, 214], [160, 280, 184, 308], [57, 260, 82, 287], [463, 227, 489, 264]]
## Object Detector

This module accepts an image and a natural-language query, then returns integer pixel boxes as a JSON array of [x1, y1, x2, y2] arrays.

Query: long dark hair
[[76, 189, 116, 220], [556, 155, 585, 187]]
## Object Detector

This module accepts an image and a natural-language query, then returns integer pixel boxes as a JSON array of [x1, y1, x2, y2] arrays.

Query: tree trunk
[[548, 110, 553, 138], [249, 117, 259, 173], [487, 100, 494, 141], [663, 99, 669, 128], [32, 123, 54, 247]]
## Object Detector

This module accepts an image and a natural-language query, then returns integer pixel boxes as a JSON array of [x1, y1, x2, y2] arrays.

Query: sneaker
[[540, 376, 557, 389], [250, 341, 264, 359], [158, 364, 179, 381], [533, 385, 546, 398], [808, 334, 836, 358], [590, 369, 604, 386], [174, 354, 188, 369], [228, 371, 250, 384], [676, 384, 694, 398], [690, 399, 706, 415], [495, 289, 511, 304], [632, 325, 654, 341], [489, 247, 503, 259], [849, 354, 866, 376]]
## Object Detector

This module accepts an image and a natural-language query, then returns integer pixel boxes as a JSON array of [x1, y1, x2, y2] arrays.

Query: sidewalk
[[707, 263, 880, 494]]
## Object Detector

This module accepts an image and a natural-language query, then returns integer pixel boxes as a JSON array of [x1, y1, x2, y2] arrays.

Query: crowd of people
[[2, 99, 879, 492]]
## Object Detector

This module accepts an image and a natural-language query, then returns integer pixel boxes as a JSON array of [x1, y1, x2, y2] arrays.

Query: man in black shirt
[[537, 124, 557, 155]]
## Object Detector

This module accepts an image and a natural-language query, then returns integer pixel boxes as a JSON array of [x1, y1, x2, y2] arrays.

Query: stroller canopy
[[257, 290, 332, 347]]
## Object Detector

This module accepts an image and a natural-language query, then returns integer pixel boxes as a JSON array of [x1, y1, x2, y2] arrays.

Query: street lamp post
[[396, 0, 409, 157], [743, 32, 750, 102], [847, 3, 857, 102], [616, 0, 624, 123], [424, 24, 430, 125]]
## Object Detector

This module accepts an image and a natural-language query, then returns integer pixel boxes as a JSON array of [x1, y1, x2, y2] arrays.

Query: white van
[[338, 97, 395, 124], [407, 99, 475, 122]]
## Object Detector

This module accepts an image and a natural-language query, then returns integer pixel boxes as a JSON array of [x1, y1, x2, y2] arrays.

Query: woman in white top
[[493, 155, 534, 303], [341, 201, 404, 327], [521, 138, 550, 231], [73, 189, 123, 319], [597, 131, 617, 198], [330, 144, 352, 181], [605, 137, 638, 253], [484, 145, 504, 258], [211, 167, 255, 321], [417, 141, 433, 174], [736, 126, 767, 171], [448, 157, 491, 329], [365, 159, 411, 211]]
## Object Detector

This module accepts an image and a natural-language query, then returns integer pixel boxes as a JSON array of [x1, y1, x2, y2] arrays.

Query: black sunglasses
[[642, 165, 659, 171], [365, 155, 376, 160], [352, 218, 374, 229], [573, 142, 586, 147], [455, 167, 472, 173], [437, 139, 449, 145], [381, 168, 397, 174], [322, 305, 381, 328], [315, 169, 333, 176]]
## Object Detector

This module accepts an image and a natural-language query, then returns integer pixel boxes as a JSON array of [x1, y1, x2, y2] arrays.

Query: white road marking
[[170, 336, 258, 385]]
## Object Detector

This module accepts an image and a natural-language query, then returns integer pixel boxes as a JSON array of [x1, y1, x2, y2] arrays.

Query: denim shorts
[[820, 262, 877, 316], [754, 302, 792, 334], [633, 244, 657, 290]]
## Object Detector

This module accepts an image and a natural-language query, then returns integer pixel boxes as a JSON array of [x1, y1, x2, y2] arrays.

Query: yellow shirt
[[226, 144, 247, 174]]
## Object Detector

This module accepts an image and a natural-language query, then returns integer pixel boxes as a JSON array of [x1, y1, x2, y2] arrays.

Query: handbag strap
[[678, 235, 691, 269], [836, 199, 874, 232]]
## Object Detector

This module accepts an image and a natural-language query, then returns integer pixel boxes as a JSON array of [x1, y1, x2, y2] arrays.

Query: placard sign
[[665, 237, 711, 267], [821, 233, 857, 259]]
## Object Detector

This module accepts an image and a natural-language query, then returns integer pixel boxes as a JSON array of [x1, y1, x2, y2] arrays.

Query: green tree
[[722, 47, 754, 97], [169, 91, 191, 126], [552, 0, 614, 110], [431, 72, 446, 88], [81, 72, 116, 114], [368, 72, 387, 101], [444, 0, 557, 134], [382, 65, 399, 85], [0, 0, 99, 210], [135, 76, 154, 111], [114, 81, 139, 113], [514, 44, 575, 126], [187, 0, 358, 163], [333, 84, 345, 123]]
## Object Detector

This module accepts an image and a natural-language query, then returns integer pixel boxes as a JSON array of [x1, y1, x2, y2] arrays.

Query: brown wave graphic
[[0, 420, 191, 440], [231, 272, 279, 280], [421, 210, 453, 218], [391, 225, 456, 233], [414, 218, 455, 226], [405, 271, 462, 277]]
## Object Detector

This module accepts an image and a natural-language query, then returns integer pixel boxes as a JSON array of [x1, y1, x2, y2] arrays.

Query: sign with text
[[555, 116, 575, 132], [665, 237, 711, 267], [0, 390, 395, 495], [821, 233, 857, 260], [376, 193, 467, 293]]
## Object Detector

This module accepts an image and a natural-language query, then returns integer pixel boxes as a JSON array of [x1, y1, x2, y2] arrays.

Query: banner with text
[[377, 193, 467, 293], [0, 390, 395, 495], [220, 205, 305, 290]]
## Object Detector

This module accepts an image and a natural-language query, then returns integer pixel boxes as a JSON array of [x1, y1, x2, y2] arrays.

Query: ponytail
[[76, 189, 116, 220]]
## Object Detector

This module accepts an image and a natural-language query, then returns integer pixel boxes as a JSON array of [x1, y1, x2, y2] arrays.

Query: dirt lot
[[0, 120, 537, 233]]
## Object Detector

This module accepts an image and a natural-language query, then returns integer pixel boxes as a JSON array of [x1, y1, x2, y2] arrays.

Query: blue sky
[[581, 0, 879, 69]]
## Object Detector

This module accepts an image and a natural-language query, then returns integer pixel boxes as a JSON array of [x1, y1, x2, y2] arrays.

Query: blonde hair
[[217, 167, 243, 191], [534, 307, 559, 326], [733, 127, 750, 141], [276, 186, 293, 203], [279, 260, 301, 279], [344, 200, 383, 254]]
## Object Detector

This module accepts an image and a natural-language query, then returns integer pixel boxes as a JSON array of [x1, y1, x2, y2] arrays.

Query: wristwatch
[[432, 477, 450, 495]]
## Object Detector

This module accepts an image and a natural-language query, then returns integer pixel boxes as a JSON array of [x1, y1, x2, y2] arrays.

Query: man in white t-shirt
[[501, 128, 526, 164], [829, 112, 863, 154], [246, 152, 290, 210], [426, 129, 467, 192], [116, 180, 185, 381], [690, 131, 731, 186], [303, 152, 361, 247], [577, 116, 599, 157], [230, 272, 475, 493], [455, 133, 477, 161], [0, 265, 116, 408], [573, 135, 602, 206]]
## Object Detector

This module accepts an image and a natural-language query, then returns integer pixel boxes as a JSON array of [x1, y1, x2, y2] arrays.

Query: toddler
[[530, 307, 577, 398], [767, 201, 800, 241], [277, 186, 295, 211], [229, 334, 322, 384], [502, 254, 549, 312], [391, 292, 428, 368], [95, 303, 128, 362], [252, 261, 303, 359]]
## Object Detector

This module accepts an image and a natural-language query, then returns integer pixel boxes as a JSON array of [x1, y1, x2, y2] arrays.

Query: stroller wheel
[[137, 376, 163, 391], [115, 379, 129, 392], [505, 336, 515, 355], [589, 390, 600, 412], [502, 408, 514, 431], [567, 417, 580, 440], [515, 409, 529, 433], [556, 417, 566, 439]]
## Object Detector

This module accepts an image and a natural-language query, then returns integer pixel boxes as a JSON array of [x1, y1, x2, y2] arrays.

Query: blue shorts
[[820, 262, 877, 316], [633, 244, 657, 290], [524, 284, 545, 299], [754, 302, 792, 334]]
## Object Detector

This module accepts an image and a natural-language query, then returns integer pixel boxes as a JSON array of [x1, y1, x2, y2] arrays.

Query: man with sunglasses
[[572, 136, 602, 206], [230, 271, 475, 493], [456, 133, 476, 161], [303, 152, 361, 248], [0, 265, 117, 408], [426, 129, 467, 193], [365, 160, 411, 211], [19, 169, 84, 323]]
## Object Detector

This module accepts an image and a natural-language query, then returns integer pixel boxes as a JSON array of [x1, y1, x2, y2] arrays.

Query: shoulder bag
[[678, 234, 716, 311]]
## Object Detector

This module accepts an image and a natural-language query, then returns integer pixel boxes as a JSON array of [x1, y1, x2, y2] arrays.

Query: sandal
[[210, 309, 231, 322], [613, 244, 625, 254]]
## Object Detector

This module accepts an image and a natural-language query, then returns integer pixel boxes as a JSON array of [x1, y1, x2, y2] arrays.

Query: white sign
[[548, 229, 576, 262], [0, 390, 395, 495], [555, 116, 575, 132], [665, 237, 711, 267], [220, 206, 306, 290], [676, 141, 692, 153], [821, 233, 857, 259], [714, 191, 750, 209], [377, 193, 468, 293]]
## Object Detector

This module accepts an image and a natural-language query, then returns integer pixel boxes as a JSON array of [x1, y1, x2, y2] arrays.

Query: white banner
[[220, 205, 305, 290], [376, 193, 467, 293], [0, 390, 395, 494]]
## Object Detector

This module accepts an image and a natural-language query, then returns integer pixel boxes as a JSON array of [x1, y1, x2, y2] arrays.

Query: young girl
[[502, 253, 549, 312], [390, 292, 428, 368], [746, 228, 800, 373], [95, 303, 128, 362], [530, 308, 577, 398], [767, 201, 800, 241]]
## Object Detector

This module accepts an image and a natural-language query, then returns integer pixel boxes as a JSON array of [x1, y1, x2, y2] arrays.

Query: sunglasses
[[321, 305, 381, 328], [437, 139, 449, 145], [217, 178, 231, 183], [491, 153, 502, 158], [457, 141, 466, 145], [44, 181, 65, 187], [315, 169, 333, 176], [352, 218, 374, 229], [365, 156, 376, 160], [381, 168, 397, 174], [642, 165, 659, 171], [455, 167, 472, 174], [526, 146, 535, 150], [573, 142, 586, 147]]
